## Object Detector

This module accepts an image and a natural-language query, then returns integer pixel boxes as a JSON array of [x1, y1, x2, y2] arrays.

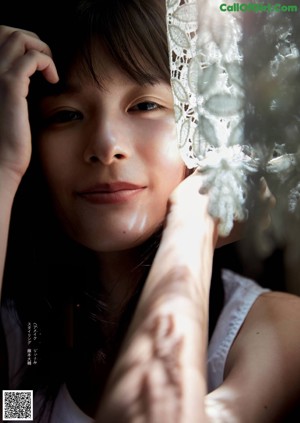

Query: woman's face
[[37, 51, 185, 253]]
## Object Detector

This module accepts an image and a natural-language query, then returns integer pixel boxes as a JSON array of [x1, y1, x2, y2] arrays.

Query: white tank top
[[2, 269, 269, 422]]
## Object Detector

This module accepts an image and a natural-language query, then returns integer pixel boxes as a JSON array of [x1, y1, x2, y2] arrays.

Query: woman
[[0, 1, 300, 422]]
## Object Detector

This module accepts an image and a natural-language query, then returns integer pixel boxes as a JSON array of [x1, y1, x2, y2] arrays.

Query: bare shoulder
[[228, 289, 300, 360], [246, 289, 300, 363], [222, 289, 300, 421], [250, 290, 300, 327], [257, 288, 300, 305]]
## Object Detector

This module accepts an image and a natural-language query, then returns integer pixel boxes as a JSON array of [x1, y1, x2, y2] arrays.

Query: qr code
[[2, 390, 33, 421]]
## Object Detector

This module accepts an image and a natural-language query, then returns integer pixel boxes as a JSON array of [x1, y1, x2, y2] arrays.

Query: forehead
[[71, 43, 125, 82], [63, 40, 167, 90]]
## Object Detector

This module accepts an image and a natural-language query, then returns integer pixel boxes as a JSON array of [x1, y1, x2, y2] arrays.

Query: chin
[[71, 232, 150, 254], [75, 222, 164, 254]]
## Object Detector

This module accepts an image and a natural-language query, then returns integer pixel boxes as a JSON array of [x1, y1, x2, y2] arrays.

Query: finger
[[0, 25, 41, 42], [0, 28, 53, 72], [259, 177, 276, 208], [4, 49, 59, 89]]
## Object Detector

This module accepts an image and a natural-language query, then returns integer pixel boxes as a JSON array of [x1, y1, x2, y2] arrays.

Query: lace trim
[[165, 0, 300, 240]]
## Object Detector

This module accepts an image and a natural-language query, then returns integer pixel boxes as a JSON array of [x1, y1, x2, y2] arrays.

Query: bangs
[[28, 0, 170, 129], [47, 0, 170, 87], [78, 0, 170, 85]]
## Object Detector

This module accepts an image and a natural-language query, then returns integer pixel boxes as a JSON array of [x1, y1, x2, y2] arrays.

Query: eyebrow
[[41, 77, 170, 102], [43, 81, 85, 98]]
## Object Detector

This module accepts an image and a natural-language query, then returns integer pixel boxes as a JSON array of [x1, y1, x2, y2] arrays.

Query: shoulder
[[207, 269, 269, 391], [226, 289, 300, 367], [260, 289, 300, 310], [240, 290, 300, 339], [223, 290, 300, 421], [220, 271, 300, 356], [245, 290, 300, 363]]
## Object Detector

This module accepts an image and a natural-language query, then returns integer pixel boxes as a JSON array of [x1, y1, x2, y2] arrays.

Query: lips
[[77, 182, 145, 204]]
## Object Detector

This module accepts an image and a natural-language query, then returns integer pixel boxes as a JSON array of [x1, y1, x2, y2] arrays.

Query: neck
[[94, 247, 146, 312], [67, 246, 154, 418], [66, 235, 161, 416]]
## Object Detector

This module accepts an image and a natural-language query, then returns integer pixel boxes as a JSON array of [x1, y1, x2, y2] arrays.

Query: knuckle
[[0, 25, 10, 36], [9, 29, 27, 43], [26, 48, 46, 63], [26, 48, 38, 58]]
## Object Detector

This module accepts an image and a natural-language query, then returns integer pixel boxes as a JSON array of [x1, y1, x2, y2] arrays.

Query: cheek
[[143, 147, 186, 215], [140, 120, 185, 183], [37, 134, 74, 186]]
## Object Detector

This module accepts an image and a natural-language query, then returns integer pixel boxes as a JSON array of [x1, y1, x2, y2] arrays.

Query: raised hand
[[0, 25, 58, 181]]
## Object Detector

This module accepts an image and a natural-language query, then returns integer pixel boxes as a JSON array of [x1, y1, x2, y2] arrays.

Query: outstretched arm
[[96, 172, 217, 423]]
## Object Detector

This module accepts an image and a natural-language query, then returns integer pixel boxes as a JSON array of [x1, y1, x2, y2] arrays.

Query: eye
[[129, 101, 163, 112], [43, 110, 83, 125]]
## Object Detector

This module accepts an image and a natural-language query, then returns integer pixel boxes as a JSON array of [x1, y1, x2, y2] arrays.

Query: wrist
[[165, 202, 217, 248], [150, 211, 215, 290], [0, 166, 23, 200]]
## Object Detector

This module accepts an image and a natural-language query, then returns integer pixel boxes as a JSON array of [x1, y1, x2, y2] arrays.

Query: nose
[[83, 116, 130, 165]]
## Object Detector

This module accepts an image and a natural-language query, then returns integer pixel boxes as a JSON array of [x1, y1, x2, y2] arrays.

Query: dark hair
[[2, 1, 169, 421], [29, 0, 170, 103], [2, 2, 224, 421]]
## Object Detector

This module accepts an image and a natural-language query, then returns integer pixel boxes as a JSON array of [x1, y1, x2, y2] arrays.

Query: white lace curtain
[[166, 0, 300, 291]]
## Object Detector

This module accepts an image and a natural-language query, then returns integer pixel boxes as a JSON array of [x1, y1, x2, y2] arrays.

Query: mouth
[[77, 182, 146, 205]]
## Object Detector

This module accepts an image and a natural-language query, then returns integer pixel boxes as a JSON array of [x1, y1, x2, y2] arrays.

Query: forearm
[[96, 205, 216, 423], [145, 205, 215, 297], [0, 167, 21, 299]]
